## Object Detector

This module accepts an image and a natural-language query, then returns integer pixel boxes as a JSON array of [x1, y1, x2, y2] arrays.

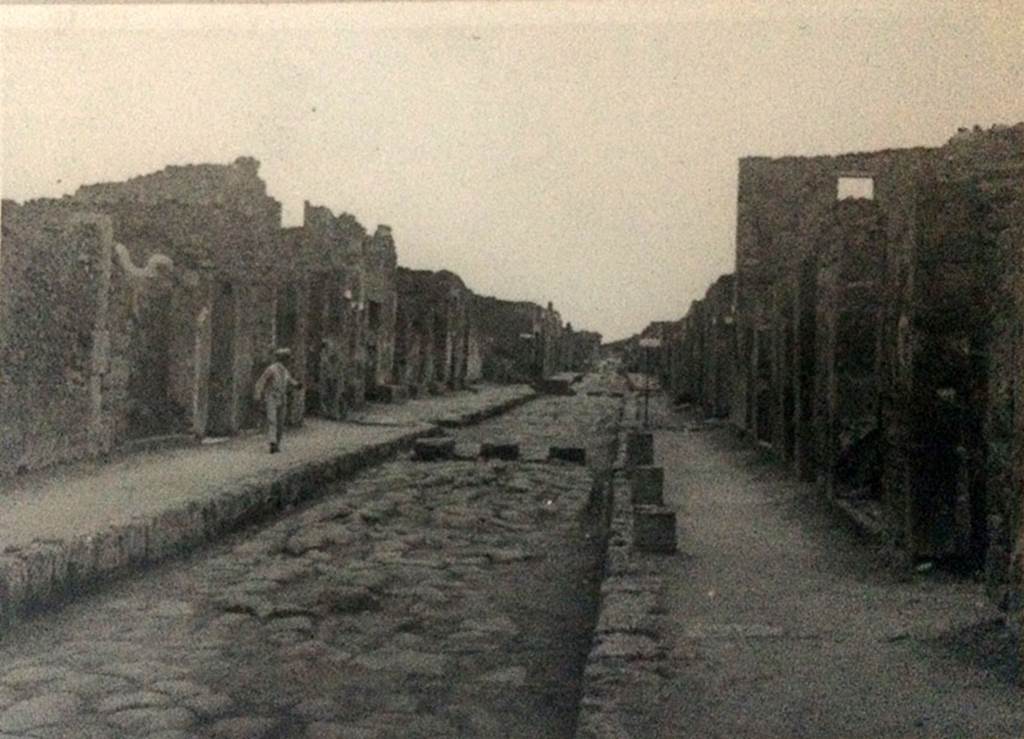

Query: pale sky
[[2, 1, 1022, 341]]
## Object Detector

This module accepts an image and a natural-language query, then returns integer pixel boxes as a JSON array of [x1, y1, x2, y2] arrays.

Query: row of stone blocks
[[413, 437, 587, 465], [575, 422, 670, 739], [0, 429, 431, 630], [625, 430, 676, 554]]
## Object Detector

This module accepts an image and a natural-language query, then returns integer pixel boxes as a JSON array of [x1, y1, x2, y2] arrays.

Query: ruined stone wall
[[539, 303, 564, 379], [72, 158, 286, 438], [394, 268, 475, 394], [875, 128, 1024, 573], [1003, 199, 1024, 614], [361, 227, 399, 390], [812, 200, 887, 500], [735, 146, 933, 458], [465, 320, 484, 383], [2, 156, 603, 477], [702, 124, 1024, 603], [0, 202, 113, 475], [700, 275, 736, 418], [681, 301, 705, 404], [394, 269, 432, 393], [474, 296, 545, 383], [561, 324, 602, 374]]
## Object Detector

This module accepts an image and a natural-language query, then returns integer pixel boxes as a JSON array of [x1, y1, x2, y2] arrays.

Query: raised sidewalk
[[0, 384, 535, 628]]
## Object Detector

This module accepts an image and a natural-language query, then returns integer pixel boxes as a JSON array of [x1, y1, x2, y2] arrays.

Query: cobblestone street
[[0, 386, 622, 738]]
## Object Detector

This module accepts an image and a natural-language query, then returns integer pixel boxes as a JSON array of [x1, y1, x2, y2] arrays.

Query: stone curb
[[575, 424, 672, 739], [0, 391, 538, 634], [431, 390, 538, 428]]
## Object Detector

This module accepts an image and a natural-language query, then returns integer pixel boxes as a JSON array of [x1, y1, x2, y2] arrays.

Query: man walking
[[254, 347, 302, 453]]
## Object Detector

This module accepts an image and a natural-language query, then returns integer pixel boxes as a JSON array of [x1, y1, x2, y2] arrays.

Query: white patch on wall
[[837, 174, 875, 201], [113, 242, 175, 317]]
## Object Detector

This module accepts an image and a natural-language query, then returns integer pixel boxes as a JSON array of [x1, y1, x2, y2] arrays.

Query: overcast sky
[[2, 1, 1022, 341]]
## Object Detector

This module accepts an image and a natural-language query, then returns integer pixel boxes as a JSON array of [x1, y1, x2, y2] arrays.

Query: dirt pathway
[[656, 416, 1024, 738]]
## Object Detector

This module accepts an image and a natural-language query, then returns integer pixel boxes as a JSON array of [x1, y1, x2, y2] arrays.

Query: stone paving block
[[480, 442, 520, 461], [629, 466, 664, 506], [625, 432, 654, 467], [549, 446, 587, 465], [413, 437, 457, 462], [632, 505, 677, 554], [370, 384, 409, 404]]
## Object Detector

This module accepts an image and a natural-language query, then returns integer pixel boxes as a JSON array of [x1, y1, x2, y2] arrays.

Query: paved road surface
[[0, 389, 620, 739]]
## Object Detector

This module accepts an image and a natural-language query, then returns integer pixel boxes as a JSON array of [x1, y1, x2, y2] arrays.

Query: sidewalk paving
[[654, 408, 1024, 738], [0, 384, 535, 628], [577, 395, 1024, 738]]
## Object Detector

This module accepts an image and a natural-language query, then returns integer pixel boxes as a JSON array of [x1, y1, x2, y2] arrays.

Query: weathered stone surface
[[0, 692, 80, 732], [592, 633, 661, 661], [353, 648, 449, 676], [284, 523, 355, 556], [98, 689, 174, 713], [629, 466, 664, 506], [306, 722, 364, 739], [413, 437, 457, 462], [294, 697, 340, 721], [209, 716, 279, 739], [632, 505, 677, 554], [150, 678, 206, 699], [479, 665, 527, 686], [625, 431, 654, 466], [0, 664, 70, 688], [479, 441, 520, 461], [107, 706, 195, 734], [318, 585, 379, 614], [183, 691, 235, 718]]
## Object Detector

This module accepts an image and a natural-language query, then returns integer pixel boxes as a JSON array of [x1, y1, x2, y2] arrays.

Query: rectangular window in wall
[[837, 174, 875, 200]]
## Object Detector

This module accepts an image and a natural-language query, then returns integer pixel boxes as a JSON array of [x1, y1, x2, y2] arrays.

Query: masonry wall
[[701, 275, 736, 418], [362, 227, 399, 391], [74, 157, 287, 438], [813, 200, 887, 500], [0, 202, 114, 475], [474, 296, 546, 383], [629, 123, 1023, 615], [395, 268, 476, 395], [735, 146, 933, 460], [1, 157, 601, 478]]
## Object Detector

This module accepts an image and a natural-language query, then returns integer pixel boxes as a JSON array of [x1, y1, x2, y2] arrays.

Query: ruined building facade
[[0, 158, 592, 477], [394, 268, 482, 396], [631, 124, 1024, 613]]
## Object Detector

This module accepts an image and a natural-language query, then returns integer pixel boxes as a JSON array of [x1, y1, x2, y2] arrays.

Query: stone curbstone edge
[[574, 418, 673, 739]]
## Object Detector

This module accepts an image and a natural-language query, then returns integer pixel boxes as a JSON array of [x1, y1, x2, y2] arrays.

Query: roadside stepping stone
[[549, 446, 586, 464], [625, 431, 654, 466], [480, 441, 520, 461], [630, 466, 664, 505], [413, 437, 457, 461], [632, 505, 677, 554]]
